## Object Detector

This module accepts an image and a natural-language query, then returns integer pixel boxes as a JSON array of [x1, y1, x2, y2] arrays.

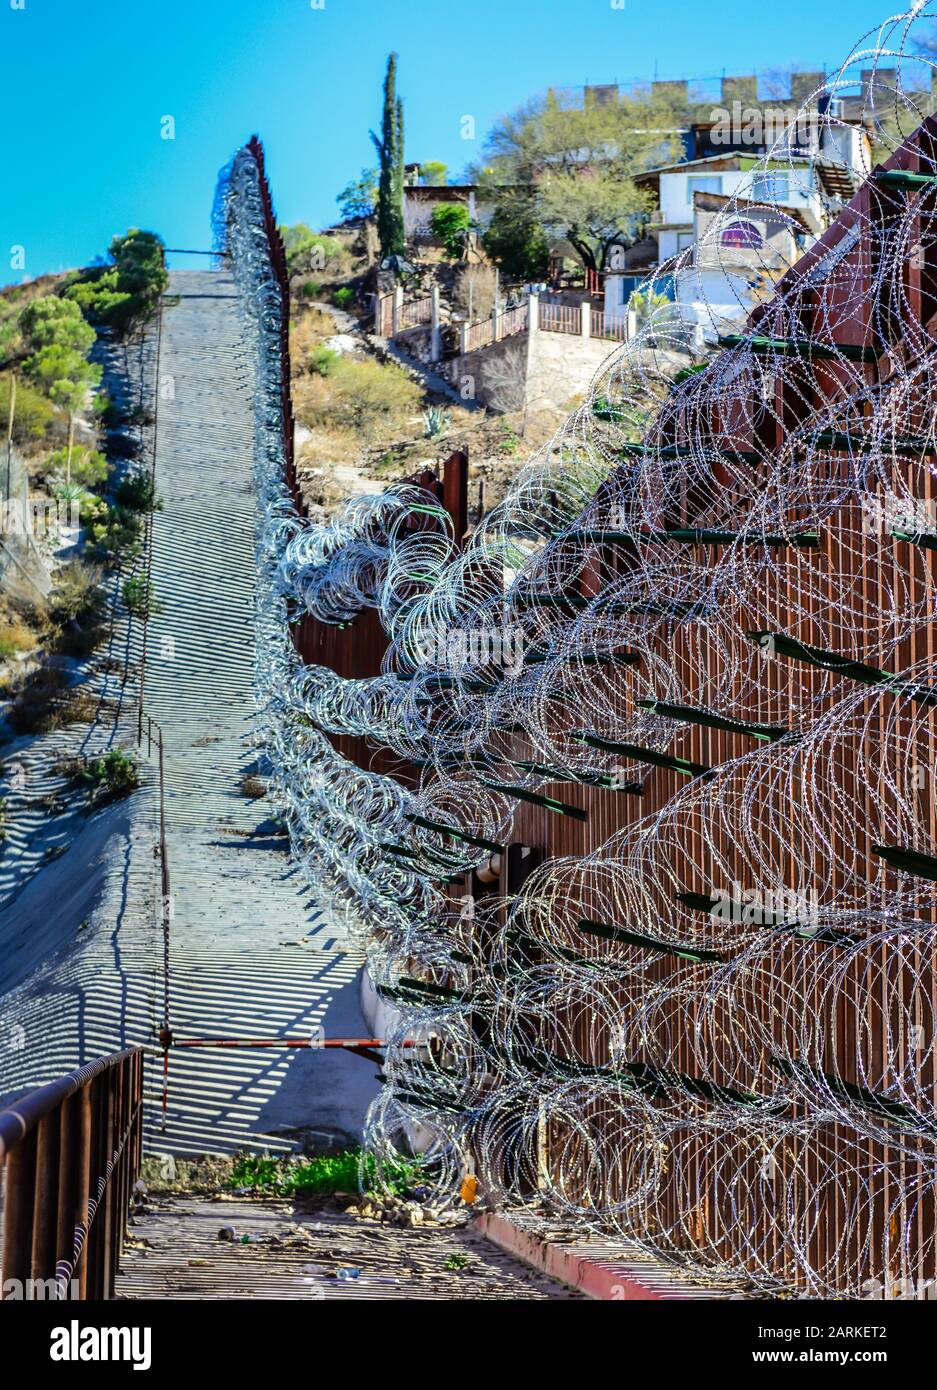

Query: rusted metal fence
[[464, 317, 495, 353], [498, 302, 529, 338], [590, 307, 630, 341], [247, 135, 298, 506], [397, 295, 433, 331], [0, 1049, 144, 1300], [249, 123, 937, 1294], [538, 295, 581, 334]]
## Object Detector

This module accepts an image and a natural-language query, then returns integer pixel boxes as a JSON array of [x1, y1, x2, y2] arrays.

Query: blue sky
[[0, 0, 923, 286]]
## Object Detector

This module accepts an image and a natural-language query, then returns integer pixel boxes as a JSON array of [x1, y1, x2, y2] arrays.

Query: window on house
[[752, 171, 790, 203], [687, 175, 723, 203], [721, 220, 764, 248]]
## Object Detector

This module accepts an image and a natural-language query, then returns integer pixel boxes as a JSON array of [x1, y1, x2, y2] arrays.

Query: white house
[[674, 190, 808, 348], [603, 121, 870, 331]]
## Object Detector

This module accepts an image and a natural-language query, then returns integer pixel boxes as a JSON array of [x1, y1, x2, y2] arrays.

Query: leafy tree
[[419, 161, 448, 186], [430, 203, 470, 259], [19, 299, 100, 410], [475, 86, 684, 274], [482, 192, 550, 279], [336, 168, 378, 221], [279, 225, 344, 277], [67, 229, 167, 329], [108, 229, 168, 319], [20, 297, 95, 356], [65, 269, 132, 322], [370, 53, 406, 258]]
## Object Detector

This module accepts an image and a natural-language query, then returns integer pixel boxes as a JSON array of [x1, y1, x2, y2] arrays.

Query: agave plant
[[422, 406, 451, 439], [50, 478, 90, 506]]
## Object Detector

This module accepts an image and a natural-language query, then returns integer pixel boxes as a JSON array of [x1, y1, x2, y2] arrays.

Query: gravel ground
[[116, 1194, 582, 1300]]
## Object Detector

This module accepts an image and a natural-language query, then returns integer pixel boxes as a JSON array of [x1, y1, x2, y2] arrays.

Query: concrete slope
[[0, 329, 160, 1106], [138, 268, 377, 1153], [0, 271, 378, 1155], [0, 795, 159, 1103]]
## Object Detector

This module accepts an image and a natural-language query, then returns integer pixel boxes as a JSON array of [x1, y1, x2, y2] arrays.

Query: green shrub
[[422, 406, 450, 438], [228, 1148, 422, 1197], [309, 344, 340, 376], [280, 224, 346, 276], [19, 297, 101, 413], [46, 444, 109, 487], [497, 424, 520, 455], [107, 229, 168, 324], [373, 450, 407, 478], [48, 561, 105, 627], [64, 269, 133, 323], [50, 481, 88, 509], [82, 497, 144, 565], [0, 607, 39, 660], [0, 300, 25, 364], [19, 297, 96, 356], [67, 230, 167, 331], [592, 395, 625, 422], [23, 343, 101, 412], [302, 279, 322, 299], [122, 575, 159, 618], [429, 203, 471, 259], [114, 471, 160, 512], [75, 748, 141, 802], [305, 355, 421, 439], [0, 372, 56, 442], [333, 286, 355, 309]]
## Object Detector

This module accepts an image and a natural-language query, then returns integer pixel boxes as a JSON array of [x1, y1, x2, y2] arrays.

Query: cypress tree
[[371, 53, 406, 259]]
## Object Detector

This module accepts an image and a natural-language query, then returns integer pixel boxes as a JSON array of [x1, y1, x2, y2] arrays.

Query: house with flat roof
[[602, 119, 870, 328], [674, 189, 811, 347], [401, 166, 500, 243]]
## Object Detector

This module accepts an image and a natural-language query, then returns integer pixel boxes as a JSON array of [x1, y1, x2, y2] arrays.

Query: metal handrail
[[0, 1048, 144, 1299]]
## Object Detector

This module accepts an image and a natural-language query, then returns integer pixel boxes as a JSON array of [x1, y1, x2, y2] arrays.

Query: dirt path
[[117, 1195, 580, 1300]]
